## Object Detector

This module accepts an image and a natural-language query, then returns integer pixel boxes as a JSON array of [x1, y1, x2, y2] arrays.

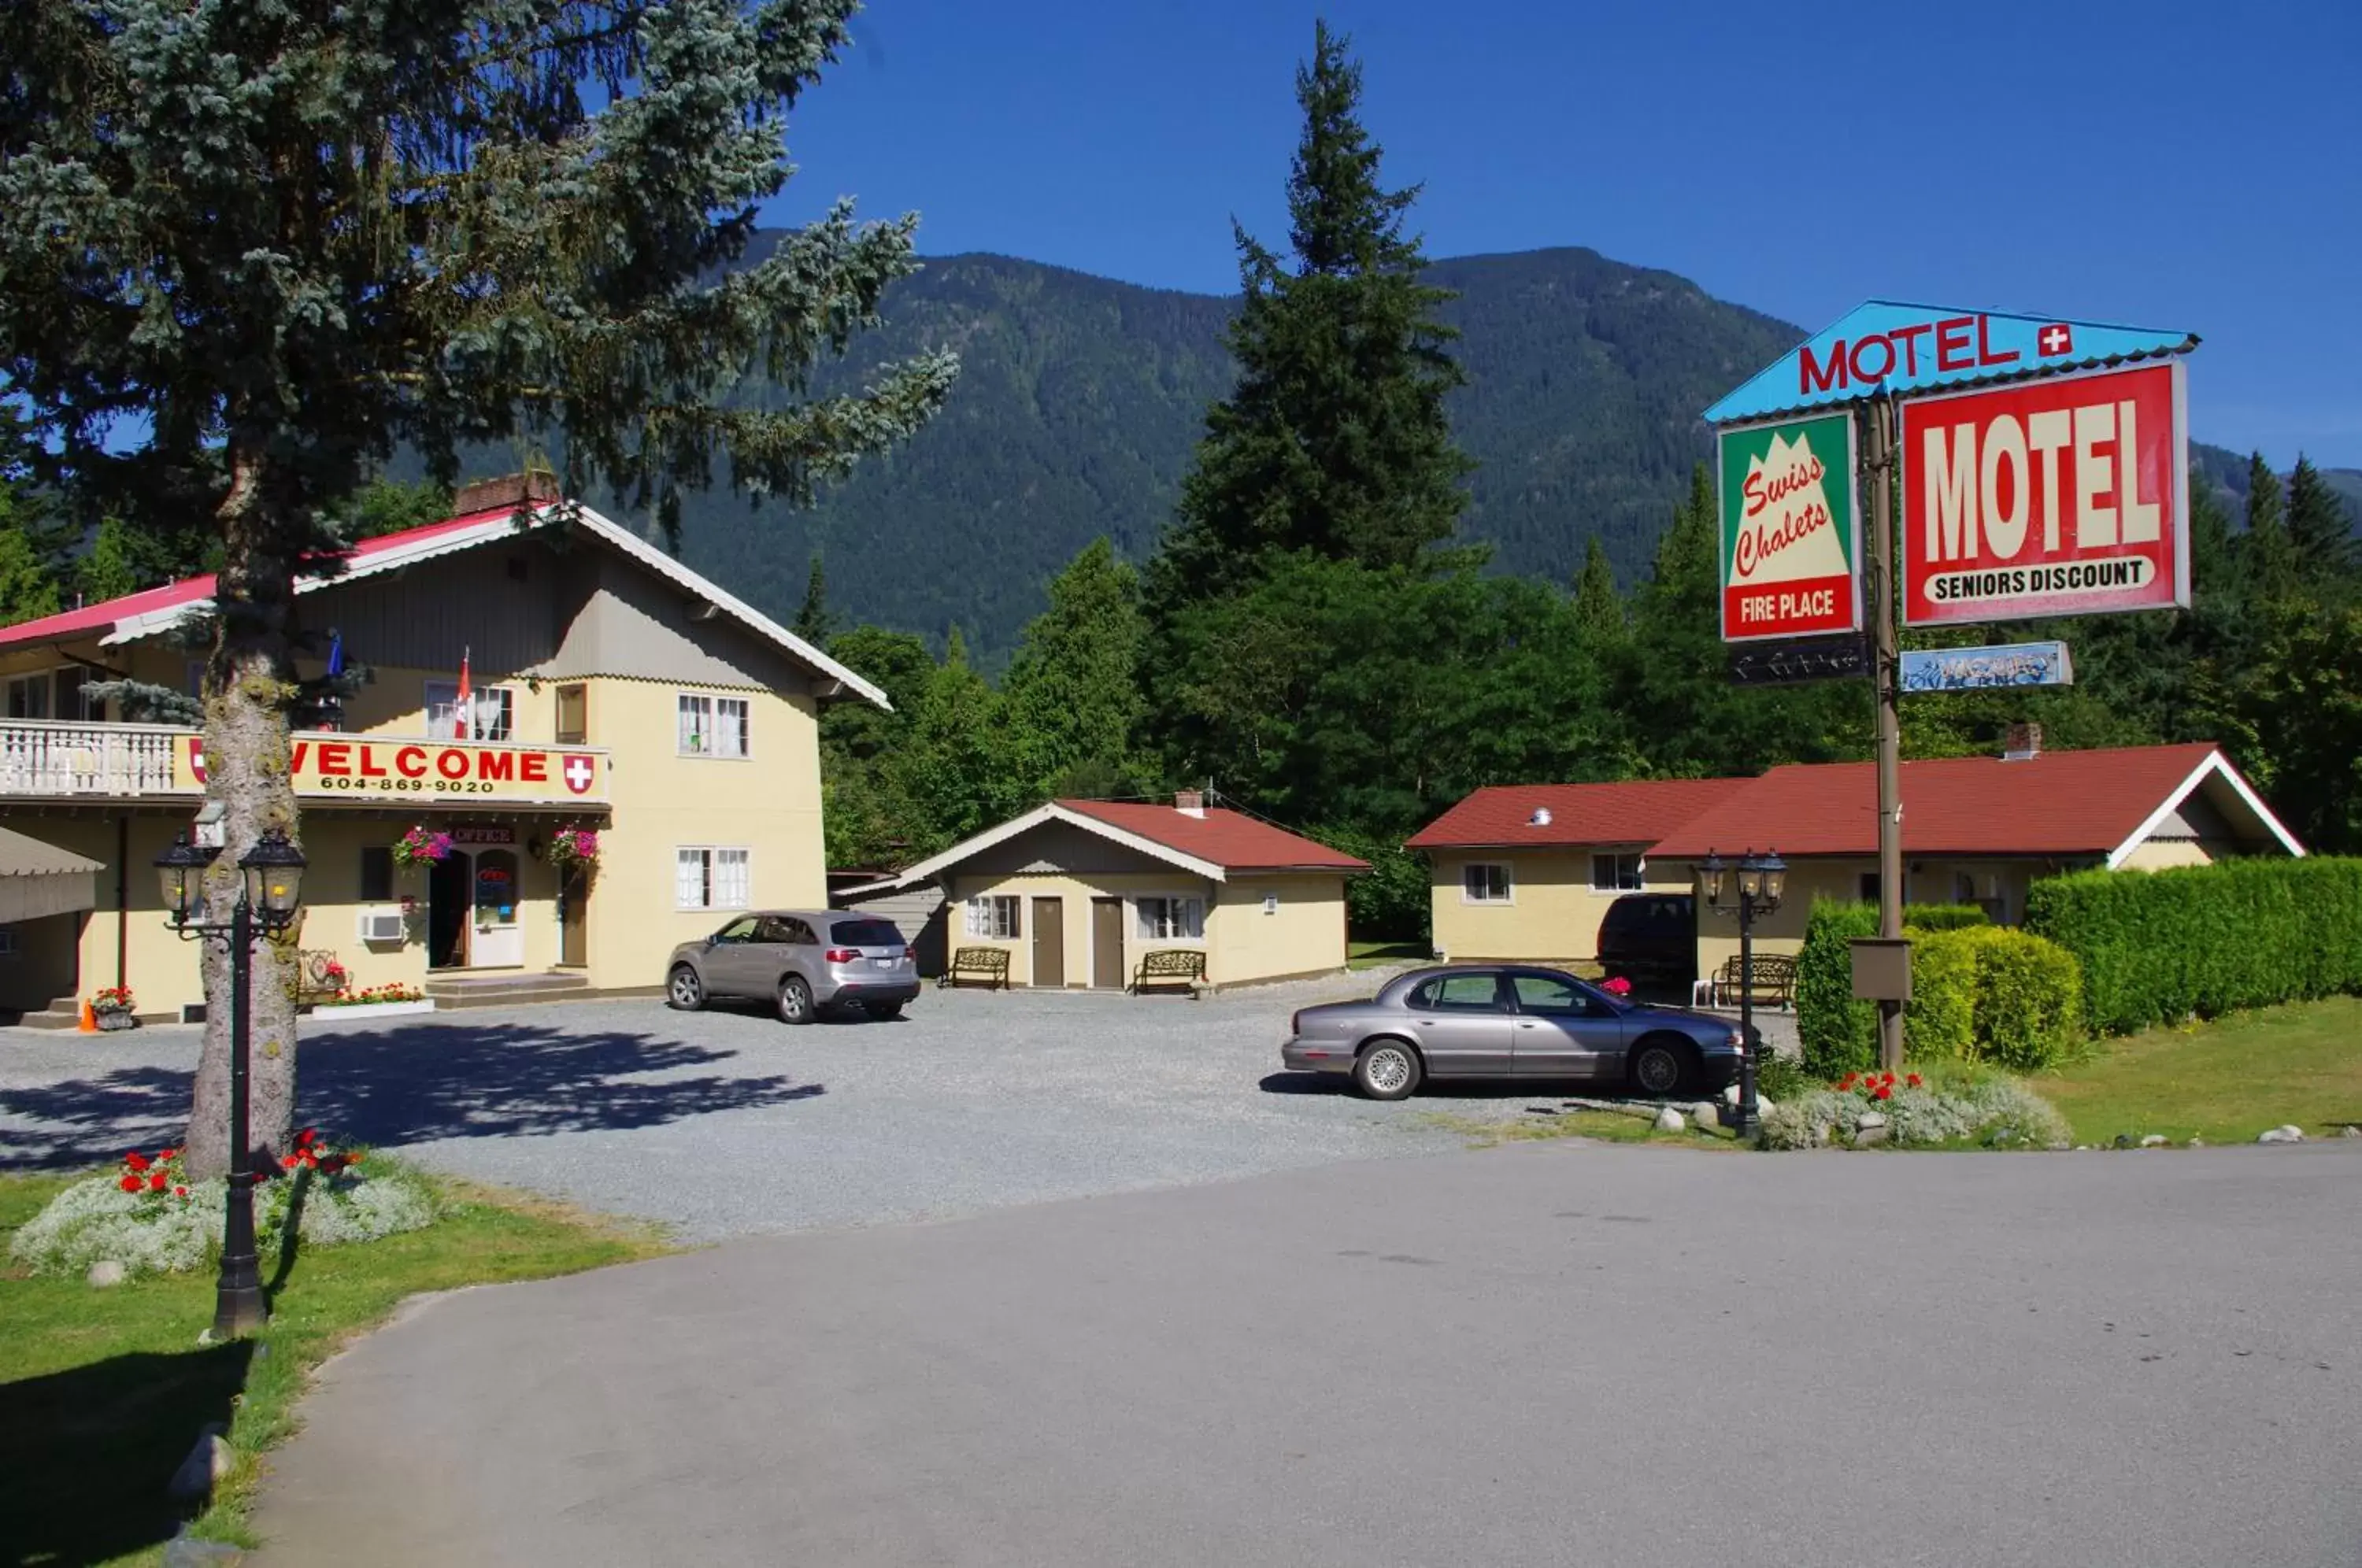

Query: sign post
[[1860, 393, 1905, 1071]]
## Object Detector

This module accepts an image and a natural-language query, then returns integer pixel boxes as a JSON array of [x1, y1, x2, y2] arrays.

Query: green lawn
[[1420, 1106, 1746, 1148], [0, 1169, 670, 1567], [2039, 996, 2362, 1145], [1348, 940, 1430, 970]]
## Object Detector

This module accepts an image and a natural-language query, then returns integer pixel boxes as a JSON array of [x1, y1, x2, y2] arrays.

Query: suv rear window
[[829, 919, 905, 948]]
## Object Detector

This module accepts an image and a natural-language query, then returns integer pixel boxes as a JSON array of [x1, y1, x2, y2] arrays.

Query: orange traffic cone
[[77, 1000, 97, 1033]]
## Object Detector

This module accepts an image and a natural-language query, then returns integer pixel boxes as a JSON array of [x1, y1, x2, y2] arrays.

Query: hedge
[[1796, 901, 2083, 1075], [2023, 856, 2362, 1035]]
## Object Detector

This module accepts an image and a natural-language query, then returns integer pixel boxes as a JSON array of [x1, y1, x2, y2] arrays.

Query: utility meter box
[[1849, 937, 1912, 1002]]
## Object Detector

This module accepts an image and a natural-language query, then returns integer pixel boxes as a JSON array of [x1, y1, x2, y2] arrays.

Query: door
[[701, 915, 764, 995], [559, 865, 588, 967], [749, 914, 810, 997], [1506, 969, 1626, 1080], [428, 851, 472, 969], [1090, 897, 1124, 989], [1401, 971, 1516, 1076], [1031, 897, 1065, 988], [470, 849, 524, 967]]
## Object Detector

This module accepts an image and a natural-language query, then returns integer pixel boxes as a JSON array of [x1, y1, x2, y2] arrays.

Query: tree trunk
[[183, 446, 303, 1181]]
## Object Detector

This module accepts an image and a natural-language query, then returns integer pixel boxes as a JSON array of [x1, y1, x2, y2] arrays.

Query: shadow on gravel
[[0, 1025, 823, 1171]]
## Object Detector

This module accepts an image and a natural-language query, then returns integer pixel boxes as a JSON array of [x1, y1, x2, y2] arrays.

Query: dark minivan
[[1597, 893, 1696, 992]]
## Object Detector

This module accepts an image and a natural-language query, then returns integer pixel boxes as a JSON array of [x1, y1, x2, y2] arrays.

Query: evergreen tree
[[1147, 19, 1471, 612], [895, 628, 1026, 849], [0, 520, 63, 627], [794, 554, 836, 645], [1572, 535, 1624, 642], [344, 478, 457, 542], [816, 625, 938, 870], [0, 0, 956, 1177], [2284, 454, 2359, 584], [2239, 452, 2297, 599], [1001, 539, 1147, 798]]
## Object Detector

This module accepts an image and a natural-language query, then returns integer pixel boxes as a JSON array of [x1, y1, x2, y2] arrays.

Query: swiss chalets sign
[[1716, 411, 1861, 642], [1901, 362, 2187, 625]]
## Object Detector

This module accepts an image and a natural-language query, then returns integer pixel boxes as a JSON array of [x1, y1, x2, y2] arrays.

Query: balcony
[[0, 720, 610, 808]]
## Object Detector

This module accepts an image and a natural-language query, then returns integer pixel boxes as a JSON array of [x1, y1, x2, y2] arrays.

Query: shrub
[[1315, 827, 1431, 944], [1797, 901, 1879, 1077], [1759, 1069, 2070, 1152], [2025, 856, 2362, 1034], [1798, 902, 2072, 1073], [1905, 930, 1979, 1062], [1958, 926, 2082, 1069], [1898, 904, 1990, 932]]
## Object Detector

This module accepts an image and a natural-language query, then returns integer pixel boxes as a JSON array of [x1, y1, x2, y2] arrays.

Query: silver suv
[[666, 910, 920, 1023]]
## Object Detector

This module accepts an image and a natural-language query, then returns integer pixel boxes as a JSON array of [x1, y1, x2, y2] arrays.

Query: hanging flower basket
[[544, 824, 601, 875], [390, 826, 453, 870]]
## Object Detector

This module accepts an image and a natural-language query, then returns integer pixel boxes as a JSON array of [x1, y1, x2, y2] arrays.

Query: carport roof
[[0, 827, 103, 879]]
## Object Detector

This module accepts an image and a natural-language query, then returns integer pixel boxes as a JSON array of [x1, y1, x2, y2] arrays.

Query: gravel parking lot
[[0, 975, 1538, 1241]]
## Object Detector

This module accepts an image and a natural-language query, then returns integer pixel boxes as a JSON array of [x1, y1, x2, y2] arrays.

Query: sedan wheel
[[667, 965, 705, 1011], [776, 974, 816, 1026], [1353, 1040, 1422, 1101], [1628, 1038, 1690, 1097]]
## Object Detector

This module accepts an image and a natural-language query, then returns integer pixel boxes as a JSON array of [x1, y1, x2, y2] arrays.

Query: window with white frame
[[1590, 852, 1644, 893], [1135, 896, 1205, 941], [964, 895, 1021, 940], [1461, 862, 1512, 904], [677, 693, 750, 757], [424, 681, 514, 741], [676, 847, 751, 911]]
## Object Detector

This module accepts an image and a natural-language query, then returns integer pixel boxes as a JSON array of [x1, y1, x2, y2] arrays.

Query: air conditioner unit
[[357, 908, 407, 944]]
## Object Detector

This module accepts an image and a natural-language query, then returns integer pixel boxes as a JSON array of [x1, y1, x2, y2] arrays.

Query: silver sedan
[[1281, 964, 1747, 1100]]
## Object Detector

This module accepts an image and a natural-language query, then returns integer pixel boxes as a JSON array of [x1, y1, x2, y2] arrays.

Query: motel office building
[[0, 481, 882, 1020]]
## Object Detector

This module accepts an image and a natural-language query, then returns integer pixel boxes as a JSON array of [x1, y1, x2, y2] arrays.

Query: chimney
[[2002, 721, 2042, 762], [1175, 790, 1206, 818], [452, 471, 562, 516]]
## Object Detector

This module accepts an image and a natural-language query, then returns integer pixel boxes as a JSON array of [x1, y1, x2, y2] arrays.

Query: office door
[[559, 865, 589, 967], [1031, 897, 1065, 988], [470, 850, 524, 967], [1091, 898, 1124, 989]]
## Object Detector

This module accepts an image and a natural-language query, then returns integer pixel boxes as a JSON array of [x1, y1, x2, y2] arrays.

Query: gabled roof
[[0, 501, 890, 710], [1648, 744, 2301, 865], [854, 800, 1367, 893], [1405, 778, 1749, 851]]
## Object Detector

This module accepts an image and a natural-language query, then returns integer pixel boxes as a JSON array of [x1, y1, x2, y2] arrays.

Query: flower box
[[307, 999, 435, 1020], [94, 1009, 139, 1032]]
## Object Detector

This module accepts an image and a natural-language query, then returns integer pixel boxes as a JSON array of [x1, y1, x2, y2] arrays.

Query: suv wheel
[[667, 965, 704, 1011], [776, 974, 816, 1026]]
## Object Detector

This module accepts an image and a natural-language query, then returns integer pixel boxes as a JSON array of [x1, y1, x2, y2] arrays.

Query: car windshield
[[829, 919, 905, 948]]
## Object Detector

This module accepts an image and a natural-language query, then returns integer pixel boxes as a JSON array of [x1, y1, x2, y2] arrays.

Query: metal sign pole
[[1863, 390, 1905, 1070]]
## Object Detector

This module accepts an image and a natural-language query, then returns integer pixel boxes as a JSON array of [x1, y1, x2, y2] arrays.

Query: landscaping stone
[[166, 1424, 232, 1503], [2141, 1134, 2168, 1148], [2189, 1137, 2204, 1148], [86, 1259, 127, 1288], [1653, 1108, 1685, 1133], [2342, 1126, 2360, 1139], [162, 1533, 245, 1566], [2256, 1127, 2302, 1145], [1851, 1122, 1890, 1148], [1856, 1111, 1889, 1131], [1691, 1101, 1722, 1128]]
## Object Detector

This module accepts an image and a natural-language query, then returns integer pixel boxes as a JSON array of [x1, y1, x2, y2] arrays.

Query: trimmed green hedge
[[2024, 857, 2362, 1034], [1797, 902, 1879, 1076], [1796, 901, 2076, 1074], [1900, 904, 1991, 932]]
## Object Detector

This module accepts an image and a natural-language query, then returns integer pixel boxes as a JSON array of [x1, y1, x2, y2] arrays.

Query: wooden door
[[428, 851, 472, 969], [1092, 897, 1124, 989], [1031, 897, 1064, 988], [560, 865, 589, 967]]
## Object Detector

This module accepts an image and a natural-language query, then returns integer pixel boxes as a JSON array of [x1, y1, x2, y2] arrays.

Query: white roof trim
[[884, 803, 1228, 888], [97, 501, 891, 712], [2106, 751, 2305, 868]]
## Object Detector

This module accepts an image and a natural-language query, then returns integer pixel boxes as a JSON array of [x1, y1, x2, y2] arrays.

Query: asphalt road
[[253, 1139, 2362, 1568]]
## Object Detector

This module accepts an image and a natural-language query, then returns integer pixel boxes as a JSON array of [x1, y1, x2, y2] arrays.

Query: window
[[713, 915, 760, 942], [677, 693, 749, 757], [555, 683, 589, 745], [1261, 892, 1279, 916], [359, 847, 395, 903], [964, 895, 1021, 940], [54, 665, 95, 721], [1590, 852, 1643, 893], [0, 926, 18, 957], [1135, 896, 1205, 941], [424, 681, 513, 741], [5, 673, 50, 719], [1858, 873, 1882, 902], [753, 915, 810, 945], [676, 847, 750, 910], [1461, 862, 1512, 904], [1409, 972, 1505, 1012], [1509, 972, 1615, 1018], [831, 919, 907, 948]]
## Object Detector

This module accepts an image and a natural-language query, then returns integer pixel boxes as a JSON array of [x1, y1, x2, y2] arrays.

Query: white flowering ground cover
[[1760, 1069, 2071, 1152]]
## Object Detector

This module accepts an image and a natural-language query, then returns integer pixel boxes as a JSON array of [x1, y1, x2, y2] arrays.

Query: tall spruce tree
[[2240, 452, 2298, 601], [2284, 454, 2359, 584], [1147, 19, 1471, 611], [1572, 535, 1625, 642], [0, 0, 957, 1176], [1001, 539, 1147, 800], [794, 554, 837, 645]]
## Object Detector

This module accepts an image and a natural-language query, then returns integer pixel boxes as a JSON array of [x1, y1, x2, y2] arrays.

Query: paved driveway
[[250, 1138, 2362, 1567], [2, 980, 1508, 1239]]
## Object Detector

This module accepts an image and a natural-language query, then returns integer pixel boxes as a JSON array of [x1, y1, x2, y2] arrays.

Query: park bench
[[1132, 948, 1208, 997], [1711, 952, 1796, 1010], [941, 945, 1011, 990]]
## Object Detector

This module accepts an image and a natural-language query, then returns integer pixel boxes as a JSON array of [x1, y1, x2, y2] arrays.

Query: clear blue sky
[[769, 0, 2362, 468]]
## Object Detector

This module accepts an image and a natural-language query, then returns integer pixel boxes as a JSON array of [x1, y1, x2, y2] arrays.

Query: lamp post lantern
[[155, 824, 306, 1339], [1699, 847, 1785, 1137]]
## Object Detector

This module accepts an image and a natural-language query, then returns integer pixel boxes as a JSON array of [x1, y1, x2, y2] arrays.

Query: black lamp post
[[1699, 846, 1786, 1137], [156, 825, 307, 1339]]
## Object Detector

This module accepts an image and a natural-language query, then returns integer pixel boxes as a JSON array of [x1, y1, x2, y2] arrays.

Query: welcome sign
[[1717, 411, 1862, 643]]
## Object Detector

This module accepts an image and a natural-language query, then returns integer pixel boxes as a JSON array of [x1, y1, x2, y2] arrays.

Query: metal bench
[[1711, 952, 1796, 1010], [1132, 948, 1207, 997], [298, 949, 349, 1004], [940, 945, 1011, 990]]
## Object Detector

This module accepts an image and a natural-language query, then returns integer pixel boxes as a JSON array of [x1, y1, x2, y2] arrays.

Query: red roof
[[1057, 800, 1368, 872], [0, 508, 531, 652], [1649, 744, 2225, 860], [1405, 778, 1750, 850]]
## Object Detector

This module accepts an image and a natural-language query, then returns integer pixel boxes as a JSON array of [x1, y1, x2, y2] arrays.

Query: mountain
[[673, 246, 1799, 664]]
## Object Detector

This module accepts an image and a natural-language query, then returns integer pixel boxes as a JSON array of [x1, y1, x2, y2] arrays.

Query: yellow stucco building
[[0, 479, 884, 1021]]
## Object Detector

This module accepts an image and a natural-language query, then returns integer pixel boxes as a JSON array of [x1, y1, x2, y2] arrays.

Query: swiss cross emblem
[[562, 754, 596, 795], [188, 739, 207, 785], [2038, 323, 2074, 357]]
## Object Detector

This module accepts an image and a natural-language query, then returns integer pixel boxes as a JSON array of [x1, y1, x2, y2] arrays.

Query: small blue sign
[[1898, 642, 2075, 694], [1705, 302, 2196, 426]]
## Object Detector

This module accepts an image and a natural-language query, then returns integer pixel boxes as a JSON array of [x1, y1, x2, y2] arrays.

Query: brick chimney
[[1175, 790, 1206, 818], [452, 470, 562, 515], [2002, 721, 2042, 761]]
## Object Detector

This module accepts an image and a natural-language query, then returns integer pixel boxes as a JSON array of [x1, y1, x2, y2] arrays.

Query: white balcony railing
[[0, 719, 191, 797]]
